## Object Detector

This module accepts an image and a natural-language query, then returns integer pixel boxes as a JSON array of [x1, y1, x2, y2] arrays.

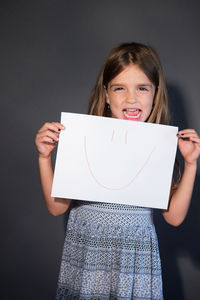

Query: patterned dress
[[56, 201, 163, 300]]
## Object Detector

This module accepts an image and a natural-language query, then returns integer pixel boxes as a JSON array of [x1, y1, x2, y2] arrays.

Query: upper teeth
[[126, 108, 138, 111], [123, 108, 141, 120]]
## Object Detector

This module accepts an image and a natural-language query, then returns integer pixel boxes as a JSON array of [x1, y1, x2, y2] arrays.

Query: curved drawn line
[[111, 130, 115, 142], [84, 136, 156, 191], [125, 131, 128, 144]]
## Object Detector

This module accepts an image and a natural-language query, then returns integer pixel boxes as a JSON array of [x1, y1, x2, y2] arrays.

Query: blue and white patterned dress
[[56, 201, 163, 300]]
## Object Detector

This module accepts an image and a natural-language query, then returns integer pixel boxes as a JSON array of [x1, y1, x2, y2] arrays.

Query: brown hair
[[88, 42, 169, 125]]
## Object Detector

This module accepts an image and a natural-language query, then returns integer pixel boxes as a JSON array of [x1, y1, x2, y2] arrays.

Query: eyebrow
[[137, 83, 154, 88], [110, 83, 154, 88]]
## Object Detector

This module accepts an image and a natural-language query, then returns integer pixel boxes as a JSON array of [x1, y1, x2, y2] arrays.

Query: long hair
[[88, 42, 169, 125], [88, 42, 179, 196]]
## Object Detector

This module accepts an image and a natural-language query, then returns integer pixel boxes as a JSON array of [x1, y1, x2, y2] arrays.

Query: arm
[[162, 129, 200, 226], [35, 122, 71, 216]]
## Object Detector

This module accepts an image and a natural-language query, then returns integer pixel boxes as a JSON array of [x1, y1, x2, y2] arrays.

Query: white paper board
[[51, 112, 178, 209]]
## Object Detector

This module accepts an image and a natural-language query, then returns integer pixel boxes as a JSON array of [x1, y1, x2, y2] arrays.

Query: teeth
[[123, 110, 141, 118]]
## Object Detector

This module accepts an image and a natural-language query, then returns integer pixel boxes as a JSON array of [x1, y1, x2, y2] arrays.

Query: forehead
[[109, 64, 152, 85]]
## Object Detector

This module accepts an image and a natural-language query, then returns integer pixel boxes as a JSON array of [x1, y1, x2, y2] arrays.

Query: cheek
[[109, 96, 120, 108], [142, 97, 154, 117], [140, 97, 152, 106], [144, 94, 154, 106]]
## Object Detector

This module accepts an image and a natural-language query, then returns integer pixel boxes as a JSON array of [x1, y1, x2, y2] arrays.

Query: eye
[[138, 86, 148, 91], [113, 87, 124, 92]]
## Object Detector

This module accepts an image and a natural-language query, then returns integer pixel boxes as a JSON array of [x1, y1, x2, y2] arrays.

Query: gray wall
[[1, 1, 200, 299]]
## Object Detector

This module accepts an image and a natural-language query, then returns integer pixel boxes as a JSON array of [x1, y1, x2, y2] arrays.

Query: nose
[[126, 88, 137, 103]]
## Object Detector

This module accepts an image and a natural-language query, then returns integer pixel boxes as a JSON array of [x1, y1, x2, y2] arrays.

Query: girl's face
[[105, 64, 156, 122]]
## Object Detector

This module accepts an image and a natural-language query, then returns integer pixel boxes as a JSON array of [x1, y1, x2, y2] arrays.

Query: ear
[[104, 86, 110, 104]]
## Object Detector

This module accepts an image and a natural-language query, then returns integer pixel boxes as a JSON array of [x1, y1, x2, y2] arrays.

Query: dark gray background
[[1, 0, 200, 299]]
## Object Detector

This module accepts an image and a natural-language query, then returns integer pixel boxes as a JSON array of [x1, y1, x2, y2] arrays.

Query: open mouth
[[123, 108, 142, 121]]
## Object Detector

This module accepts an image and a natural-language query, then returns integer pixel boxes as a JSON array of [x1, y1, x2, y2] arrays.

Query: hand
[[35, 122, 65, 159], [177, 129, 200, 165]]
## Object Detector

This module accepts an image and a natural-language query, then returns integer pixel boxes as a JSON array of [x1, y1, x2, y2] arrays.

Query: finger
[[38, 122, 65, 133], [177, 132, 199, 138], [38, 128, 60, 138], [178, 133, 199, 139], [40, 129, 60, 141], [39, 136, 58, 144], [37, 130, 59, 142], [38, 127, 62, 138], [178, 129, 196, 135], [51, 122, 65, 130], [189, 137, 200, 144]]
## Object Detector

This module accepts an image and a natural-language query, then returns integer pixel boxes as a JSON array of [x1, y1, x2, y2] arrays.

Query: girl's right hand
[[35, 122, 65, 159]]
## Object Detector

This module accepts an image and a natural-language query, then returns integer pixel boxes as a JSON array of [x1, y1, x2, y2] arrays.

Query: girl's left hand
[[177, 129, 200, 165]]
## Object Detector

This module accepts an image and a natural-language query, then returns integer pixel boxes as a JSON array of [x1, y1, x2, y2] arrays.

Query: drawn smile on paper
[[84, 131, 156, 190]]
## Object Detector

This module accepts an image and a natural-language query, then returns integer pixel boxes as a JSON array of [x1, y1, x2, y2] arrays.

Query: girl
[[35, 42, 200, 300]]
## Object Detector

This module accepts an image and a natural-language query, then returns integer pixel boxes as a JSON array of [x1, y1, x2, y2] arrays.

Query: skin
[[36, 122, 71, 216], [162, 129, 200, 225], [105, 64, 155, 122], [35, 64, 200, 225]]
